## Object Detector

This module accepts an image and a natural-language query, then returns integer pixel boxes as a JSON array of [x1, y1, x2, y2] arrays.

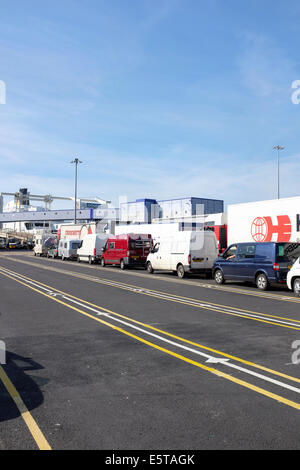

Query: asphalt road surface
[[1, 250, 300, 450]]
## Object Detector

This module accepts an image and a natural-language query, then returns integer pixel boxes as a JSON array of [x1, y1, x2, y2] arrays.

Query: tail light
[[94, 248, 96, 256], [188, 254, 191, 265], [273, 263, 280, 271]]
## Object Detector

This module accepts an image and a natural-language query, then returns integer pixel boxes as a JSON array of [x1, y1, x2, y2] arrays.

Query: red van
[[100, 233, 152, 269]]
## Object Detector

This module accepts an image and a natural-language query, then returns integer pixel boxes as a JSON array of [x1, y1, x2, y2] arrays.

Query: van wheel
[[100, 258, 105, 267], [120, 259, 126, 270], [293, 278, 300, 296], [214, 269, 225, 285], [177, 264, 185, 279], [146, 262, 154, 274], [256, 273, 268, 290]]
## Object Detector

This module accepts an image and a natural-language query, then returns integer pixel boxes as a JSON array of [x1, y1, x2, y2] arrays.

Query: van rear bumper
[[124, 257, 147, 267]]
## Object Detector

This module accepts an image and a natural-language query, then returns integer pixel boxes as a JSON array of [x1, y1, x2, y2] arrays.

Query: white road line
[[54, 278, 300, 328], [3, 253, 300, 304], [2, 267, 300, 397], [1, 267, 300, 329]]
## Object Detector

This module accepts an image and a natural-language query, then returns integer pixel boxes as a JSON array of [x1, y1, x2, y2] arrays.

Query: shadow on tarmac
[[0, 351, 48, 422]]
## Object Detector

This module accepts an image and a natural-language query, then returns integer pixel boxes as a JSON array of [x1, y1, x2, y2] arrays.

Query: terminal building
[[119, 197, 224, 224], [3, 188, 300, 251]]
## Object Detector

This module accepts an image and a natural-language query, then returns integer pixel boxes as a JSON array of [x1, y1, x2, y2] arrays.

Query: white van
[[58, 239, 81, 261], [287, 257, 300, 295], [77, 234, 108, 264], [146, 231, 218, 278]]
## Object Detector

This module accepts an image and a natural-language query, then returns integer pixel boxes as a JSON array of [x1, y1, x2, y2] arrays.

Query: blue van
[[213, 242, 292, 290]]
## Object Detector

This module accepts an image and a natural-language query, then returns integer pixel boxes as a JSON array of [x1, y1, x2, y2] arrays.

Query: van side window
[[224, 245, 237, 259], [255, 244, 273, 261], [237, 244, 256, 259]]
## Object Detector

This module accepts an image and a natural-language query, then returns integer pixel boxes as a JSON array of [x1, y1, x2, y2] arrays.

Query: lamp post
[[70, 158, 82, 224], [273, 145, 284, 199]]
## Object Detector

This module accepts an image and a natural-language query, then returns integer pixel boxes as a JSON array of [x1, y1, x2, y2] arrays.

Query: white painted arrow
[[205, 357, 230, 364]]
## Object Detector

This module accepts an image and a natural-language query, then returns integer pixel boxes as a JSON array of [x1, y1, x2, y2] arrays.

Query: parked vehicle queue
[[32, 232, 300, 296]]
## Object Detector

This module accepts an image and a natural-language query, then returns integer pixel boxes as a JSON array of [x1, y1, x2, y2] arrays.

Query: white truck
[[146, 231, 218, 278], [227, 195, 300, 245]]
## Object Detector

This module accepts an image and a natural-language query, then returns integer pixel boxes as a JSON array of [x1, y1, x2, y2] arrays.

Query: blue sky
[[1, 0, 300, 209]]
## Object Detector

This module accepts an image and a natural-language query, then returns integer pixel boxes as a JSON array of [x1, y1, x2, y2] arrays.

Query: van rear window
[[71, 242, 81, 249], [130, 240, 151, 249], [276, 244, 291, 262]]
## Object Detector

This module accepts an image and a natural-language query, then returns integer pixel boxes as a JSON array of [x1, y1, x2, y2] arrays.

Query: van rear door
[[129, 237, 151, 262], [275, 243, 293, 281], [190, 233, 206, 270], [204, 233, 219, 269]]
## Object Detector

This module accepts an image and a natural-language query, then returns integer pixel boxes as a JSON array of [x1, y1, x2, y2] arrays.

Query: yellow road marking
[[1, 265, 300, 384], [1, 268, 300, 412], [3, 253, 300, 304], [1, 263, 300, 331], [0, 365, 51, 450]]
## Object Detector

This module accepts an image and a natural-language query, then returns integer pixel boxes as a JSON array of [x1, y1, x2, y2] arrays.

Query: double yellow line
[[2, 253, 300, 304], [2, 256, 300, 330]]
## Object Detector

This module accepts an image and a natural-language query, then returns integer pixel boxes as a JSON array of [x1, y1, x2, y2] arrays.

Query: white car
[[287, 257, 300, 296]]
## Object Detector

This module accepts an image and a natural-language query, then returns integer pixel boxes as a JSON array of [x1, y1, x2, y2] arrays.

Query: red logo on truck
[[251, 215, 292, 242]]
